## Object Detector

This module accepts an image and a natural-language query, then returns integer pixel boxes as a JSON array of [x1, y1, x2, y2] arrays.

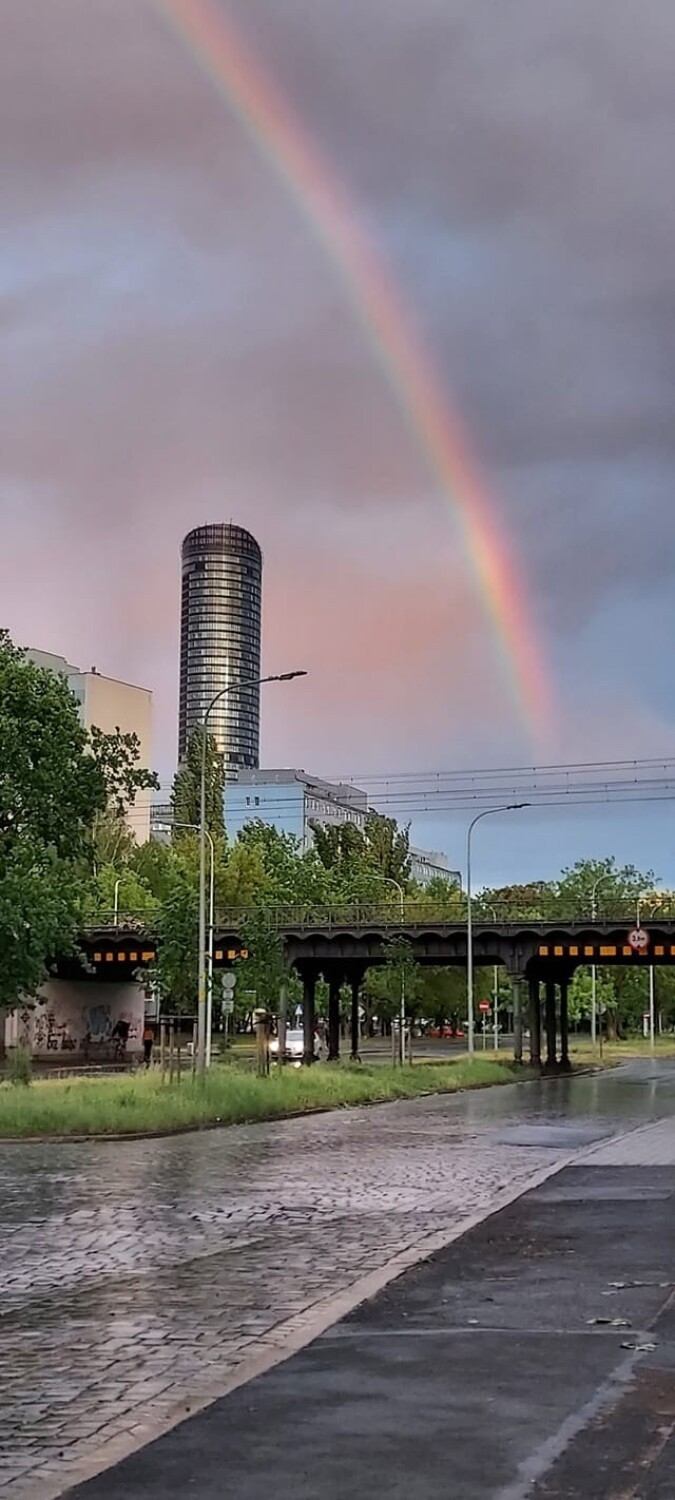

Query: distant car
[[269, 1028, 321, 1064]]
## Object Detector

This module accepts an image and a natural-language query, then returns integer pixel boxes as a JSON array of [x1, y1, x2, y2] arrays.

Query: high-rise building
[[179, 524, 263, 775]]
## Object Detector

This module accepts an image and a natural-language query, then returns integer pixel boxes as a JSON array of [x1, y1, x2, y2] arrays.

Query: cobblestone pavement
[[2, 1062, 675, 1497]]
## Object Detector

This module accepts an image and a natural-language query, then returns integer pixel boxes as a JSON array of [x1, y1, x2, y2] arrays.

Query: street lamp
[[466, 805, 529, 1057], [369, 874, 406, 1065], [488, 905, 500, 1052], [590, 874, 612, 1051], [197, 670, 307, 1074], [157, 822, 216, 1066]]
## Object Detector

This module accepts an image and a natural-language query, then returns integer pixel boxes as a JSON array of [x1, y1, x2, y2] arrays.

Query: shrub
[[7, 1046, 32, 1087]]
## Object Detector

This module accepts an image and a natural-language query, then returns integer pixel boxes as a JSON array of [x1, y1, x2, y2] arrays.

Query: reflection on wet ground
[[2, 1060, 675, 1495]]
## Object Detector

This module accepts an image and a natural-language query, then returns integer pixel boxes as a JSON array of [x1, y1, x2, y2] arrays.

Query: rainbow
[[151, 0, 551, 738]]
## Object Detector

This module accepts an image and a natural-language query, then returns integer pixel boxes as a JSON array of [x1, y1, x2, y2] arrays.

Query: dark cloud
[[1, 0, 674, 779]]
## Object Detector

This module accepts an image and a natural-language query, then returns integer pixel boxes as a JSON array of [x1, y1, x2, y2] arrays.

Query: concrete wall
[[5, 981, 145, 1059]]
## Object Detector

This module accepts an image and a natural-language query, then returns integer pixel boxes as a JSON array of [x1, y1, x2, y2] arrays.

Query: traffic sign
[[221, 972, 237, 994], [478, 1000, 491, 1013], [222, 998, 235, 1016], [628, 928, 650, 952]]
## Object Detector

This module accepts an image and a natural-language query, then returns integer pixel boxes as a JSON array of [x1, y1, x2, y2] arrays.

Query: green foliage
[[89, 724, 159, 820], [0, 1058, 519, 1137], [6, 1046, 32, 1086], [172, 727, 225, 837], [0, 631, 106, 860], [0, 839, 83, 1012], [153, 865, 199, 1013]]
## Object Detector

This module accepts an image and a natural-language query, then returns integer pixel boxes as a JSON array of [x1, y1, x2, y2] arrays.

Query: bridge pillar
[[559, 978, 571, 1071], [328, 973, 342, 1061], [544, 980, 557, 1070], [512, 978, 523, 1064], [528, 977, 542, 1068], [301, 969, 317, 1067]]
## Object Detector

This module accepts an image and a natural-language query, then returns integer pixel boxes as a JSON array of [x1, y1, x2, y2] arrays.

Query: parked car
[[269, 1028, 322, 1064]]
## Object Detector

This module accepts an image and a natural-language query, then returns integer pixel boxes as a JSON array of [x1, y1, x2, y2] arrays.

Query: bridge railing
[[80, 900, 675, 935]]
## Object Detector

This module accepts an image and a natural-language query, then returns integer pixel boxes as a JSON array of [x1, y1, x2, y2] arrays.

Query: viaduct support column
[[512, 978, 523, 1065], [528, 977, 542, 1068], [328, 973, 342, 1062], [301, 969, 317, 1067], [545, 980, 557, 1070], [559, 978, 571, 1072]]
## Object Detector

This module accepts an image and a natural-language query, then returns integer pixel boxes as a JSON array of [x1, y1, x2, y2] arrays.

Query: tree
[[89, 725, 159, 821], [364, 811, 411, 886], [152, 866, 199, 1014], [0, 632, 105, 860], [0, 635, 110, 1050], [171, 727, 225, 837]]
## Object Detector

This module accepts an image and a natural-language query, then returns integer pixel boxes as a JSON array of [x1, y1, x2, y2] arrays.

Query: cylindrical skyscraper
[[179, 524, 262, 776]]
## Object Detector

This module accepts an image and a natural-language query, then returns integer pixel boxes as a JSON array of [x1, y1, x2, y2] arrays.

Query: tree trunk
[[0, 1009, 6, 1063]]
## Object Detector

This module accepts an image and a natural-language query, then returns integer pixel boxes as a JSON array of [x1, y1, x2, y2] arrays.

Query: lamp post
[[637, 896, 658, 1052], [590, 874, 612, 1051], [197, 671, 307, 1074], [158, 821, 216, 1066], [488, 905, 500, 1051], [369, 874, 406, 1064], [466, 805, 529, 1057]]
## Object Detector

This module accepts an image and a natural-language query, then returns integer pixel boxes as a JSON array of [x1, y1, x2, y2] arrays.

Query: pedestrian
[[142, 1023, 155, 1068]]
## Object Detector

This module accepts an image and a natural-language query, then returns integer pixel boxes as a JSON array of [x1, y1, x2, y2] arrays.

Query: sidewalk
[[64, 1119, 675, 1500]]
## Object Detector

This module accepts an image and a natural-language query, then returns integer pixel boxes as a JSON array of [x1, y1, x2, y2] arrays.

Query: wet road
[[2, 1060, 675, 1498]]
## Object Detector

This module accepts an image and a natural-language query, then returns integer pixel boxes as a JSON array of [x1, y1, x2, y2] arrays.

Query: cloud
[[1, 0, 674, 791]]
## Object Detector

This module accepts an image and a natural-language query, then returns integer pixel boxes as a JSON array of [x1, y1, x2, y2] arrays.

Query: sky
[[2, 0, 675, 887]]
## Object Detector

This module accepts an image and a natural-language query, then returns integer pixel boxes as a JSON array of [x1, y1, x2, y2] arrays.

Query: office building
[[226, 769, 459, 887], [226, 769, 368, 852], [409, 847, 461, 888], [26, 649, 153, 842], [179, 524, 262, 777]]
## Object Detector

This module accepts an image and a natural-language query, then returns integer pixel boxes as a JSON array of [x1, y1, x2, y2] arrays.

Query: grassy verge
[[570, 1036, 675, 1066], [0, 1057, 521, 1140]]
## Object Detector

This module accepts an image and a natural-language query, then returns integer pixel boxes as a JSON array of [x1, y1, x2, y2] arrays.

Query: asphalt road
[[3, 1061, 675, 1498], [65, 1100, 675, 1500]]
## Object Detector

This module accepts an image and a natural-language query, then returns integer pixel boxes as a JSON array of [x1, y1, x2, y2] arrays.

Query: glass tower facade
[[179, 524, 262, 776]]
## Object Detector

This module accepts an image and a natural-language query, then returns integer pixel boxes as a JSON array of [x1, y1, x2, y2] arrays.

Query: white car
[[269, 1028, 321, 1064]]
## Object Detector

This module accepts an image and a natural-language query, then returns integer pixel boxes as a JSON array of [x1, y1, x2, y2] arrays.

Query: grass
[[0, 1056, 521, 1140], [570, 1035, 675, 1065]]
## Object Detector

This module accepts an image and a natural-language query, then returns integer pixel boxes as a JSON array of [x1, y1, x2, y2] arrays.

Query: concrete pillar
[[545, 980, 557, 1069], [301, 970, 317, 1067], [512, 977, 523, 1064], [350, 974, 362, 1061], [559, 978, 571, 1071], [528, 977, 542, 1068], [328, 974, 342, 1061]]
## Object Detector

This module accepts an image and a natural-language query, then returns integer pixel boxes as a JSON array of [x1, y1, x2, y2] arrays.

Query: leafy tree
[[555, 857, 655, 918], [90, 805, 136, 872], [152, 865, 199, 1014], [364, 811, 411, 886], [89, 724, 159, 821], [171, 726, 225, 837], [0, 632, 105, 860], [310, 821, 368, 870], [0, 634, 110, 1050], [236, 909, 289, 1010]]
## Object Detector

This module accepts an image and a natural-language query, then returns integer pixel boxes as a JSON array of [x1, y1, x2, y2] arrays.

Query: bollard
[[253, 1008, 271, 1077]]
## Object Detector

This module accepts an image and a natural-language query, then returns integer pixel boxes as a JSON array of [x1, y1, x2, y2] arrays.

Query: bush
[[6, 1046, 32, 1086]]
